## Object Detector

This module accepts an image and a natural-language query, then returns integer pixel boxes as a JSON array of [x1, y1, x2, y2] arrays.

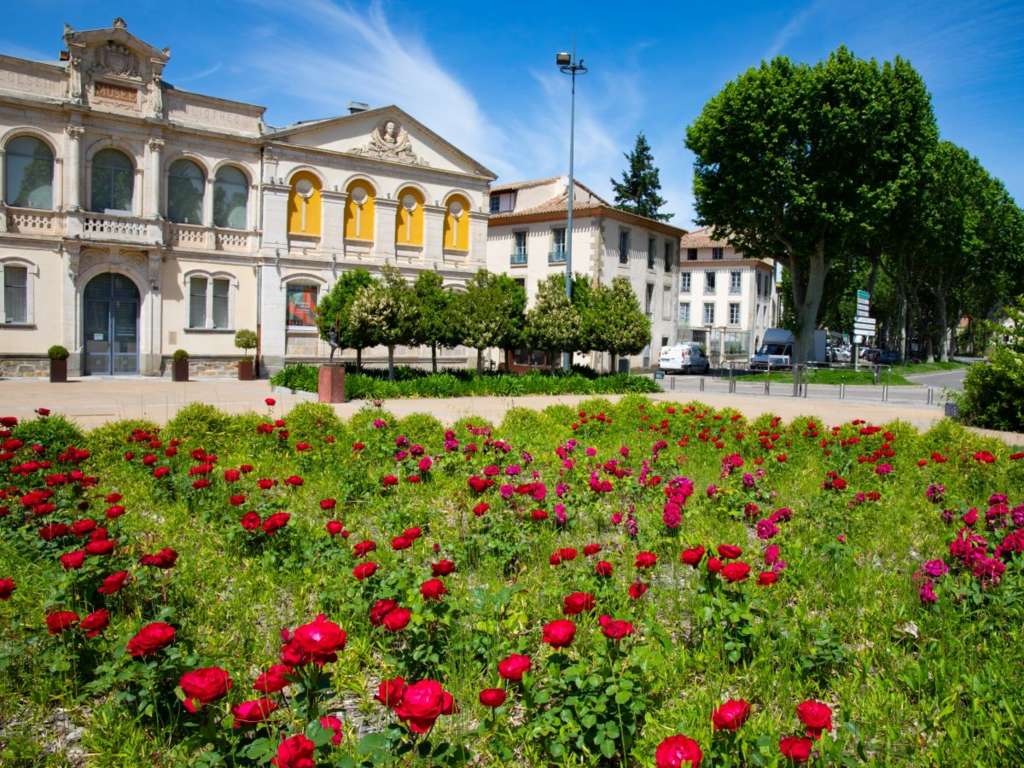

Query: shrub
[[47, 345, 69, 360], [955, 301, 1024, 432], [172, 349, 189, 363], [164, 402, 231, 447], [12, 413, 84, 452], [233, 330, 257, 357]]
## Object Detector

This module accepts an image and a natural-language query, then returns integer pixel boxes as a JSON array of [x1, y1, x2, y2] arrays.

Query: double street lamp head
[[556, 51, 587, 75]]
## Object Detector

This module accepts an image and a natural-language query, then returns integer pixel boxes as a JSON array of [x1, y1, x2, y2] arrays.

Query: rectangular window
[[645, 283, 654, 316], [286, 284, 319, 327], [662, 285, 672, 320], [687, 248, 697, 261], [550, 228, 566, 263], [680, 271, 691, 293], [705, 271, 716, 293], [730, 271, 741, 294], [511, 231, 527, 265], [3, 265, 28, 324], [618, 230, 630, 264], [489, 195, 500, 214], [703, 302, 715, 325], [755, 272, 762, 297], [212, 278, 230, 329], [189, 276, 207, 329], [679, 301, 690, 324], [490, 192, 515, 213], [647, 236, 656, 270], [729, 302, 740, 325], [664, 241, 673, 272], [712, 247, 724, 260]]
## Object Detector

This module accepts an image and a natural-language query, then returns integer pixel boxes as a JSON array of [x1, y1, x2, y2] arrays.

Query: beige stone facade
[[0, 18, 494, 377]]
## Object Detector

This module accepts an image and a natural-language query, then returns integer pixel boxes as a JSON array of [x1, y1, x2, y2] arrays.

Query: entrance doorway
[[83, 273, 139, 375]]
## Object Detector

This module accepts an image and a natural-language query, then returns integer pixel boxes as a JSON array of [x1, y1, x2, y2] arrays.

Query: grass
[[1, 399, 1022, 767], [734, 368, 914, 385]]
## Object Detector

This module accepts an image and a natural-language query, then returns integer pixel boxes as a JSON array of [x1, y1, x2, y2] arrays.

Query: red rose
[[382, 474, 399, 488], [721, 562, 750, 583], [39, 523, 70, 541], [563, 591, 596, 616], [542, 619, 576, 648], [140, 547, 178, 569], [757, 571, 778, 586], [712, 699, 751, 731], [265, 398, 276, 407], [353, 540, 377, 557], [232, 698, 278, 727], [420, 578, 447, 600], [497, 653, 531, 682], [376, 676, 406, 707], [382, 607, 411, 632], [370, 599, 399, 626], [393, 679, 452, 734], [717, 544, 742, 560], [600, 615, 635, 640], [293, 614, 346, 666], [0, 578, 15, 600], [635, 551, 658, 568], [795, 700, 832, 738], [629, 581, 649, 600], [241, 512, 262, 531], [655, 734, 703, 768], [473, 502, 489, 516], [479, 688, 507, 708], [583, 543, 601, 556], [779, 735, 813, 762], [271, 734, 315, 768], [229, 494, 246, 506], [325, 520, 344, 536], [320, 714, 344, 746], [262, 512, 290, 535], [80, 609, 110, 638], [60, 550, 86, 570], [253, 664, 293, 693], [707, 557, 723, 574], [180, 667, 233, 713], [98, 570, 129, 595], [127, 621, 176, 657], [320, 498, 337, 510], [46, 610, 79, 635], [85, 538, 116, 556], [595, 560, 613, 577], [431, 559, 456, 576], [391, 535, 412, 550], [72, 518, 97, 536], [353, 562, 379, 580]]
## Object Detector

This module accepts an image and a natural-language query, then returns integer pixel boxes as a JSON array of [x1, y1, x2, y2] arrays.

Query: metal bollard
[[699, 377, 705, 392], [839, 383, 845, 400], [803, 382, 808, 398], [926, 386, 933, 405], [671, 375, 676, 391], [764, 380, 770, 396], [882, 384, 888, 402]]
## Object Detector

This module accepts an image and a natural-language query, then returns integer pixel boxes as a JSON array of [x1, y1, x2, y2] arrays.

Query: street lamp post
[[556, 50, 587, 371]]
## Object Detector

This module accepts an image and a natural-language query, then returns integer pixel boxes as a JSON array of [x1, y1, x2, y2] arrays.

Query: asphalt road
[[903, 367, 969, 391]]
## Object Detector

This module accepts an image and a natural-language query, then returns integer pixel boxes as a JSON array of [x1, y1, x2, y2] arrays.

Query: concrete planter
[[237, 359, 255, 381], [172, 358, 190, 382], [318, 365, 345, 403], [49, 358, 67, 383]]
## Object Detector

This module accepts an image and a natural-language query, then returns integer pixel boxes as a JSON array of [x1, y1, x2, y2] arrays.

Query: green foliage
[[454, 270, 526, 370], [172, 349, 189, 362], [955, 299, 1024, 431], [233, 329, 257, 355], [12, 414, 84, 452], [348, 265, 418, 379], [316, 268, 374, 359], [410, 271, 459, 370], [163, 402, 231, 447], [610, 132, 672, 221], [584, 277, 650, 365], [525, 274, 582, 355], [47, 344, 69, 360]]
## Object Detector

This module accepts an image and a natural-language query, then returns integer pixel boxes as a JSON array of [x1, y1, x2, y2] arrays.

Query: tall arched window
[[344, 180, 375, 241], [443, 194, 470, 251], [213, 166, 248, 229], [167, 158, 205, 224], [288, 171, 321, 236], [91, 148, 134, 213], [395, 186, 424, 246], [4, 136, 54, 209]]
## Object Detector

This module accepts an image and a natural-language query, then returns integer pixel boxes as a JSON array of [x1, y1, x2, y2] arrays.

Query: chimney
[[347, 101, 369, 115]]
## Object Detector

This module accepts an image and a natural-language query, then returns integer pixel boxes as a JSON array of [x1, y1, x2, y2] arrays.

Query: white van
[[658, 343, 710, 374]]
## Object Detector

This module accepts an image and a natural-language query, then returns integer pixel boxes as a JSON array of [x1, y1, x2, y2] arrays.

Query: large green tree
[[525, 274, 582, 364], [611, 133, 672, 221], [586, 277, 650, 372], [686, 47, 936, 364], [410, 270, 458, 373], [455, 270, 526, 373], [347, 264, 418, 380], [316, 268, 375, 368]]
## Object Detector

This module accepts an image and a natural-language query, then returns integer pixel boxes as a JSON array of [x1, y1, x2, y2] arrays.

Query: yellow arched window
[[288, 171, 321, 236], [395, 187, 425, 246], [443, 194, 470, 251], [344, 180, 375, 241]]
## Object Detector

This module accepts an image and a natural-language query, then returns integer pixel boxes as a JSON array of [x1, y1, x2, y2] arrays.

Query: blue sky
[[5, 0, 1023, 225]]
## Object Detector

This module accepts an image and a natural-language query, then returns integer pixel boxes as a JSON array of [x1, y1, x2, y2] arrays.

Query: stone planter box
[[238, 359, 255, 381], [172, 359, 189, 382], [318, 365, 345, 403], [49, 358, 68, 383]]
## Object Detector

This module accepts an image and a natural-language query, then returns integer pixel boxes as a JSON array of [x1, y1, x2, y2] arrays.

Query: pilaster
[[320, 189, 347, 251], [374, 198, 398, 262], [144, 137, 164, 218]]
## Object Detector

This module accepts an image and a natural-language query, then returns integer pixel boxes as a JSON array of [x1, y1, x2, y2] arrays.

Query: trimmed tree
[[316, 269, 375, 369], [611, 132, 672, 221], [587, 277, 650, 372], [455, 270, 526, 373], [685, 47, 936, 365], [411, 270, 458, 373], [347, 264, 418, 381], [525, 273, 582, 367]]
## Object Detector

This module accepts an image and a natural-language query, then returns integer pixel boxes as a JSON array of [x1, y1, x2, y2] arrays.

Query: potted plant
[[234, 329, 258, 381], [48, 345, 69, 383], [171, 349, 189, 382]]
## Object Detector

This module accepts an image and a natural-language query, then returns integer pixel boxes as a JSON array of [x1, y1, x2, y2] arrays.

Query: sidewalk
[[1, 377, 1020, 446]]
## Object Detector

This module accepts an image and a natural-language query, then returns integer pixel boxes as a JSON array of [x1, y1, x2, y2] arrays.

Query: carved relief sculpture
[[353, 120, 427, 166], [68, 55, 83, 103]]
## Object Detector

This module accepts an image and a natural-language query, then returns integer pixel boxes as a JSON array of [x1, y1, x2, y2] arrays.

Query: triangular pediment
[[266, 106, 495, 180], [64, 17, 169, 83]]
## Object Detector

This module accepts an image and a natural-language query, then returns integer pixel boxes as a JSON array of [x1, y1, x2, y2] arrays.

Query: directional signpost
[[853, 290, 871, 371]]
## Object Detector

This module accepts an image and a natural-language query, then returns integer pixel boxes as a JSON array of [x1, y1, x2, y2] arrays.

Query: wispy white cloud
[[765, 0, 830, 60], [175, 62, 222, 85]]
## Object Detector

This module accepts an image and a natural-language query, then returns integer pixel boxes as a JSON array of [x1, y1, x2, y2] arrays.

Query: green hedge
[[270, 364, 660, 399], [955, 351, 1024, 432]]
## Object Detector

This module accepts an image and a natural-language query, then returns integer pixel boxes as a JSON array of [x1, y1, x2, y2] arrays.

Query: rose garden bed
[[0, 397, 1022, 767]]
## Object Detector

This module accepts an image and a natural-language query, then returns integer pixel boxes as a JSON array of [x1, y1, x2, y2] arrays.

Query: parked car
[[750, 328, 829, 370], [658, 343, 710, 374]]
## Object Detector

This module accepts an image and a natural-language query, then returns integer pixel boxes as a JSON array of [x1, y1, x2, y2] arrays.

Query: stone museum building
[[0, 18, 494, 376]]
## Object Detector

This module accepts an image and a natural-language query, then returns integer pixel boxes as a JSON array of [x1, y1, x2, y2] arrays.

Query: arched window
[[91, 148, 134, 213], [213, 166, 248, 229], [167, 158, 205, 224], [344, 180, 375, 241], [443, 194, 470, 251], [395, 186, 424, 246], [288, 171, 321, 236], [4, 136, 54, 210]]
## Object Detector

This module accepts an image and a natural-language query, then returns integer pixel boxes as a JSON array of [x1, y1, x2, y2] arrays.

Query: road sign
[[854, 321, 876, 336], [857, 290, 870, 301], [856, 289, 871, 317]]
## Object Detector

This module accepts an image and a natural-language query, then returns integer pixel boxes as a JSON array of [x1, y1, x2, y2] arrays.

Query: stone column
[[143, 137, 164, 218], [140, 250, 163, 375], [61, 243, 81, 375], [374, 198, 398, 262], [259, 262, 287, 373], [203, 175, 215, 227], [65, 126, 84, 210]]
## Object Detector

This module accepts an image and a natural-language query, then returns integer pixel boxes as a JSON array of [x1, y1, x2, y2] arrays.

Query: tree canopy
[[316, 269, 375, 364], [455, 270, 527, 372], [611, 132, 672, 222]]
